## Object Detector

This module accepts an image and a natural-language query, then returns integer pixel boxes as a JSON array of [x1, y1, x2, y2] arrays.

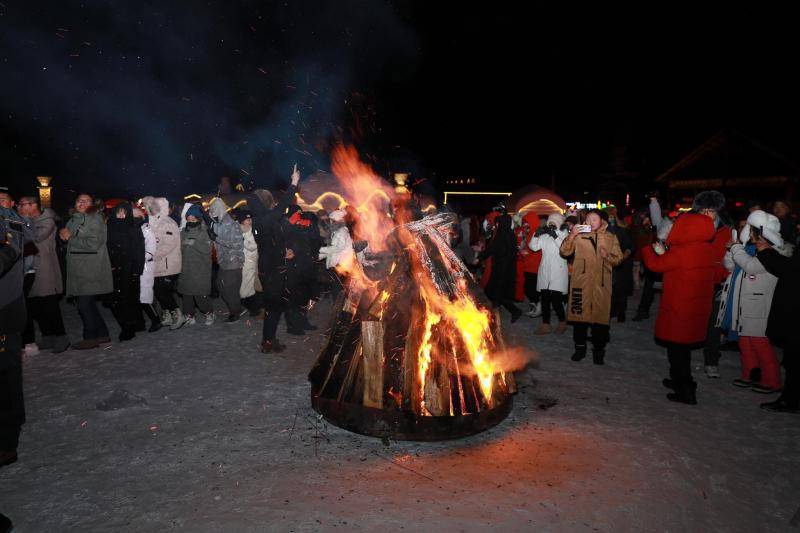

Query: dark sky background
[[2, 1, 799, 201]]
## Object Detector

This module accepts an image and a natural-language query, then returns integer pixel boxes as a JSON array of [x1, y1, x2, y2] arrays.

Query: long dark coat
[[177, 223, 213, 296], [479, 214, 518, 303], [609, 224, 636, 297], [107, 203, 145, 301], [247, 185, 297, 302]]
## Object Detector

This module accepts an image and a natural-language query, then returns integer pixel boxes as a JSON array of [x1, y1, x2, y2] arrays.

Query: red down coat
[[641, 213, 717, 346]]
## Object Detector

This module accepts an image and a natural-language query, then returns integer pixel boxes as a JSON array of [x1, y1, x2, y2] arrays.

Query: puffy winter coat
[[715, 243, 786, 337], [144, 197, 181, 277], [240, 227, 258, 298], [319, 223, 354, 270], [529, 227, 568, 294], [641, 213, 716, 346], [139, 221, 156, 304], [209, 199, 244, 270], [559, 221, 623, 324], [757, 245, 800, 347], [479, 214, 518, 303], [65, 210, 113, 297], [27, 208, 63, 297], [177, 223, 212, 296], [106, 203, 145, 300]]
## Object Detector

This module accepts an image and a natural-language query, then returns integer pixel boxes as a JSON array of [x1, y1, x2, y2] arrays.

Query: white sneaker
[[525, 302, 542, 318], [170, 313, 193, 330], [705, 365, 721, 379], [161, 310, 173, 326], [204, 312, 215, 326], [23, 343, 40, 356], [171, 309, 183, 328]]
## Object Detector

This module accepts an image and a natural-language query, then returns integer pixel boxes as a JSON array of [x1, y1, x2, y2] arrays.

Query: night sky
[[2, 2, 799, 202]]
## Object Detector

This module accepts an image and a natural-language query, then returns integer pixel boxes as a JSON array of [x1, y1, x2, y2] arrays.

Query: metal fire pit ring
[[311, 394, 513, 441]]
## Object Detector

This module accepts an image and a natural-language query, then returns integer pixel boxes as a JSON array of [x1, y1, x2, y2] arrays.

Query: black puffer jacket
[[107, 203, 145, 299], [757, 245, 800, 347]]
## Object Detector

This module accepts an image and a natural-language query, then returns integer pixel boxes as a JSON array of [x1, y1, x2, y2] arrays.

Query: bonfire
[[308, 146, 517, 440]]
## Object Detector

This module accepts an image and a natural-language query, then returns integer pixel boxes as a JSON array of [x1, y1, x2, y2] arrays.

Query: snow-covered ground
[[1, 291, 798, 532]]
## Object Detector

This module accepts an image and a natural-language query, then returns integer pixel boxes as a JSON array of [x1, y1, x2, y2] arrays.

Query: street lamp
[[37, 176, 53, 208]]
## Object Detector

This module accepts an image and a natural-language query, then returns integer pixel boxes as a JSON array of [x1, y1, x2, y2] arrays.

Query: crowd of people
[[462, 190, 798, 412], [1, 177, 799, 487]]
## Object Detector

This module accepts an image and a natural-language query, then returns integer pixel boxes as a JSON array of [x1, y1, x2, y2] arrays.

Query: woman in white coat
[[717, 210, 793, 393], [133, 207, 160, 332], [142, 196, 182, 326], [529, 213, 569, 335], [238, 213, 261, 315]]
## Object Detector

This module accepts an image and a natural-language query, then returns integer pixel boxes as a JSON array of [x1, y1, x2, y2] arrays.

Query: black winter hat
[[692, 190, 726, 212]]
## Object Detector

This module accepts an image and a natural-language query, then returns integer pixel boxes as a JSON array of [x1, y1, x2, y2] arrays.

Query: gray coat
[[209, 199, 244, 270], [177, 223, 212, 296], [65, 211, 113, 297], [28, 208, 63, 297]]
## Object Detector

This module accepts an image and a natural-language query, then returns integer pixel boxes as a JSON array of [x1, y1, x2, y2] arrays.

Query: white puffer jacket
[[240, 227, 258, 298], [715, 210, 792, 337], [528, 224, 569, 294], [140, 222, 157, 304], [144, 197, 182, 277]]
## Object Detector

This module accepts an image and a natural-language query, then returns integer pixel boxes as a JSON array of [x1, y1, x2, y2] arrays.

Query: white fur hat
[[740, 210, 783, 247], [329, 209, 346, 222], [547, 213, 565, 227]]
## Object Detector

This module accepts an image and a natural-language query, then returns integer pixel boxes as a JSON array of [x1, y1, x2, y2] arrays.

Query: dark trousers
[[0, 333, 25, 451], [217, 268, 243, 315], [242, 293, 263, 314], [142, 303, 160, 326], [76, 295, 109, 340], [611, 289, 628, 319], [110, 277, 143, 335], [573, 322, 610, 351], [637, 268, 658, 313], [492, 298, 521, 317], [781, 340, 799, 406], [523, 272, 540, 304], [182, 294, 212, 316], [261, 274, 286, 342], [703, 298, 722, 366], [154, 275, 179, 311], [540, 289, 565, 324], [667, 344, 694, 385], [23, 294, 67, 344]]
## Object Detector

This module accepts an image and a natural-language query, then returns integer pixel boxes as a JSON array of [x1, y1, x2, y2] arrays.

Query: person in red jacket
[[642, 212, 718, 405], [517, 212, 542, 316]]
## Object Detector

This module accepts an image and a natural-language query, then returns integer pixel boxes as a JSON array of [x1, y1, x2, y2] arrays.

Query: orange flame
[[330, 145, 503, 414], [331, 144, 396, 252]]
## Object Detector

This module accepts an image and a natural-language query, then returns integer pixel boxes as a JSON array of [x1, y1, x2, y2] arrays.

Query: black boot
[[667, 380, 697, 405], [142, 304, 162, 332], [571, 345, 587, 362], [0, 512, 12, 533], [593, 349, 605, 365]]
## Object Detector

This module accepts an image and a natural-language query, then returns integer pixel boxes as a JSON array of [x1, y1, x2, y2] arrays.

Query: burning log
[[309, 212, 515, 440]]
